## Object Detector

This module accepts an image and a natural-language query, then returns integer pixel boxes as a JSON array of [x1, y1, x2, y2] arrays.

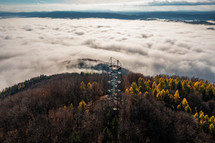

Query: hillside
[[0, 73, 215, 143]]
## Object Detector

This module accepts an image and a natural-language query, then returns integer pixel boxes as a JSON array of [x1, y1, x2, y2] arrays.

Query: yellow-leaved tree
[[131, 82, 138, 94], [173, 90, 180, 103], [79, 100, 87, 112]]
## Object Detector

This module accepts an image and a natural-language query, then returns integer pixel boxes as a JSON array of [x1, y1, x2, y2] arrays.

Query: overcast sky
[[0, 0, 215, 12]]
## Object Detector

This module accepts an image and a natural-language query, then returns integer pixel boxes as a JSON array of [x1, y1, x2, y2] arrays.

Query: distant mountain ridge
[[0, 11, 215, 25], [72, 58, 131, 74]]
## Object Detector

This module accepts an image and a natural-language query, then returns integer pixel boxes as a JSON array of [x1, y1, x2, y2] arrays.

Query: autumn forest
[[0, 73, 215, 143]]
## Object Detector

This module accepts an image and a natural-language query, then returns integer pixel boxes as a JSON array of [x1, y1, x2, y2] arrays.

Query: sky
[[0, 0, 215, 12], [0, 18, 215, 90]]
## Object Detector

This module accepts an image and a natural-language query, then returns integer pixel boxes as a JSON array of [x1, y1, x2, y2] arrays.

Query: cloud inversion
[[0, 18, 215, 90]]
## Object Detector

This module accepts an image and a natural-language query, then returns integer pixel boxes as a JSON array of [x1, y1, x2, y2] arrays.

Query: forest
[[0, 72, 215, 143]]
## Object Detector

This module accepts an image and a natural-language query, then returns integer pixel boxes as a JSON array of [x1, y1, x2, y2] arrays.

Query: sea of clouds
[[0, 18, 215, 90]]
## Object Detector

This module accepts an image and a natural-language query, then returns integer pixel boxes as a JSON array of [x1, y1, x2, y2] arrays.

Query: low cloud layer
[[0, 18, 215, 90], [148, 0, 215, 6]]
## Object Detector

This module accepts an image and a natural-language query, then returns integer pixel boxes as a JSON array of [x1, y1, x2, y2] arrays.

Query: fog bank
[[0, 18, 215, 90]]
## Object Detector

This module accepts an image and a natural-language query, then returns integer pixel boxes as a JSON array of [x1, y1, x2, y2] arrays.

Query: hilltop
[[0, 72, 215, 143]]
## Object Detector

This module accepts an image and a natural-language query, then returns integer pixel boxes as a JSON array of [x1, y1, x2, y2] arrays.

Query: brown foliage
[[0, 73, 214, 143]]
